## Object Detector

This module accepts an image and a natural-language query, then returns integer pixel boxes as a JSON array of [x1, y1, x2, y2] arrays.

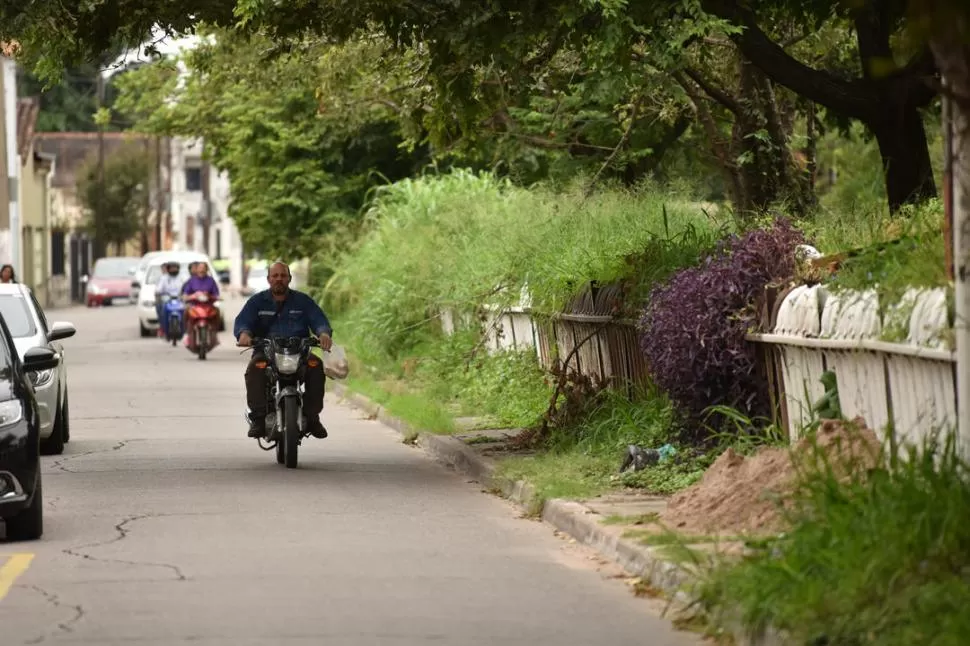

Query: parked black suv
[[0, 312, 59, 541]]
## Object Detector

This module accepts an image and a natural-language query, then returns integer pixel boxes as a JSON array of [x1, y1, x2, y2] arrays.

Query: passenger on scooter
[[234, 261, 333, 440], [181, 262, 221, 347], [154, 262, 183, 339]]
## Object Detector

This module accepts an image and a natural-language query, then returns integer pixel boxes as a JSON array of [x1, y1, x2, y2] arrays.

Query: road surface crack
[[17, 584, 84, 645], [62, 514, 189, 582], [49, 440, 133, 473]]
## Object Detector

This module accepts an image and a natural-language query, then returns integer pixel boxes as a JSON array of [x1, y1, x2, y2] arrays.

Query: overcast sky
[[104, 27, 200, 78]]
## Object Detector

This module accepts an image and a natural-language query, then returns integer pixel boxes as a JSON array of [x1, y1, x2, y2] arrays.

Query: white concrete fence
[[747, 284, 957, 449], [443, 282, 959, 451]]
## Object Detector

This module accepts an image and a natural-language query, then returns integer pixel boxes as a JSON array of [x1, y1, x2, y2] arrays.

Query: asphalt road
[[0, 297, 699, 645]]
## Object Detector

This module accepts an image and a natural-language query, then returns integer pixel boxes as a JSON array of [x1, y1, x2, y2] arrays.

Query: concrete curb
[[329, 381, 786, 645]]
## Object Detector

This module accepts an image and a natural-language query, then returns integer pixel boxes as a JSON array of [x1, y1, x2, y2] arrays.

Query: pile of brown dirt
[[659, 417, 882, 536]]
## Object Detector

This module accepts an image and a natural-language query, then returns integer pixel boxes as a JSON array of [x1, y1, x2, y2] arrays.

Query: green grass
[[342, 373, 455, 434], [496, 387, 716, 504], [600, 513, 660, 526], [695, 429, 970, 645]]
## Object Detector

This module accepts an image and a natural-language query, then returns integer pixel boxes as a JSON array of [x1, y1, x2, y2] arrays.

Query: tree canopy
[[112, 28, 433, 258], [4, 0, 968, 218]]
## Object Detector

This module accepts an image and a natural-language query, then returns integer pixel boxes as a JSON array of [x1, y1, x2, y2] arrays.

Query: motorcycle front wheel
[[197, 325, 208, 360], [283, 396, 300, 469]]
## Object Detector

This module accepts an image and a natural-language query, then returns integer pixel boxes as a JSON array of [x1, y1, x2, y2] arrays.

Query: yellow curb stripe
[[0, 553, 34, 601]]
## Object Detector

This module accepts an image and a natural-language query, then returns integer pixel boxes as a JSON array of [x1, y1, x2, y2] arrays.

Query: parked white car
[[0, 284, 76, 454], [137, 252, 226, 337]]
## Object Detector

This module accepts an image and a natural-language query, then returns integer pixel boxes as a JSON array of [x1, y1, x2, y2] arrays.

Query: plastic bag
[[323, 344, 350, 380]]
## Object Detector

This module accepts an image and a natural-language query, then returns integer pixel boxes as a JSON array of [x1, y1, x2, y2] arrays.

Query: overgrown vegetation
[[323, 171, 723, 361], [695, 430, 970, 645]]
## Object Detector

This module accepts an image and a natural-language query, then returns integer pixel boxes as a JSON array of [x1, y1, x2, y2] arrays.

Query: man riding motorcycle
[[154, 261, 183, 338], [234, 261, 333, 440], [181, 262, 221, 348]]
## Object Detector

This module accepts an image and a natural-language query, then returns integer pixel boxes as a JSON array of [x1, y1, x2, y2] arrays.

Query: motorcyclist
[[181, 262, 221, 347], [234, 261, 333, 440], [154, 262, 183, 338]]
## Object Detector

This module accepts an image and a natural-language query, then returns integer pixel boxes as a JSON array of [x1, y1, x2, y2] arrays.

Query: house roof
[[34, 132, 155, 190], [16, 97, 40, 161]]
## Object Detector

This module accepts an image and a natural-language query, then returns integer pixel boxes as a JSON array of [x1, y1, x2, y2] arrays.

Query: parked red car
[[84, 257, 141, 307]]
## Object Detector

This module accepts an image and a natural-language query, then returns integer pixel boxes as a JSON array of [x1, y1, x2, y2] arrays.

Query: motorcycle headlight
[[275, 353, 300, 375], [28, 369, 54, 388], [142, 300, 155, 308], [0, 400, 23, 427]]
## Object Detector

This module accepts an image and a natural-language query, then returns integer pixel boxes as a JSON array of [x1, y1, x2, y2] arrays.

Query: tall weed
[[697, 429, 970, 645], [325, 169, 724, 360]]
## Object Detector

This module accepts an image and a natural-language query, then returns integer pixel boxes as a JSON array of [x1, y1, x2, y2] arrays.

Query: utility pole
[[201, 140, 211, 255], [95, 70, 106, 258], [154, 135, 163, 250]]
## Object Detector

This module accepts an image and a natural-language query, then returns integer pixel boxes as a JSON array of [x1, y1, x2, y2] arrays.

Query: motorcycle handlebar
[[236, 336, 321, 350]]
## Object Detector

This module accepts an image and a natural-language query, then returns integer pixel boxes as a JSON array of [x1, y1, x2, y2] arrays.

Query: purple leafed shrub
[[638, 219, 806, 427]]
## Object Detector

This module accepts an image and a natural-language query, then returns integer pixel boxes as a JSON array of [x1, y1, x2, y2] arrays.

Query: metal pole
[[4, 58, 20, 277], [201, 140, 211, 254]]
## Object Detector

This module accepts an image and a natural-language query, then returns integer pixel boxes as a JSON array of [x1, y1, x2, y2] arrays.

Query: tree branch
[[585, 97, 642, 196], [701, 0, 877, 120], [684, 67, 743, 115]]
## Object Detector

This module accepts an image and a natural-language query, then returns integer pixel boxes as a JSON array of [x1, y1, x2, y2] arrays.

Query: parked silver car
[[0, 284, 76, 454]]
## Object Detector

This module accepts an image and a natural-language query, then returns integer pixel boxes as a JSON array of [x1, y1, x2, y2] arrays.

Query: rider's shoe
[[306, 418, 328, 439], [247, 415, 266, 438]]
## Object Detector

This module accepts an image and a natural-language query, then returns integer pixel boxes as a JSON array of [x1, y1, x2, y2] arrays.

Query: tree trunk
[[701, 0, 940, 215], [871, 105, 938, 211]]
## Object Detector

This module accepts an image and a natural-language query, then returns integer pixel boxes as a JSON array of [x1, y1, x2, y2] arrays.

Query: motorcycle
[[160, 294, 184, 346], [240, 336, 321, 469], [184, 291, 220, 360]]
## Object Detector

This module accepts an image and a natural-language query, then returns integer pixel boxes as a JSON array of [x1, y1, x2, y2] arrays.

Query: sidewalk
[[329, 382, 787, 646]]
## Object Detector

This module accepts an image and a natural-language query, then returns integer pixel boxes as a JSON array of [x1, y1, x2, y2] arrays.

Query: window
[[28, 292, 48, 336], [185, 167, 202, 192], [51, 230, 66, 276], [0, 295, 37, 337]]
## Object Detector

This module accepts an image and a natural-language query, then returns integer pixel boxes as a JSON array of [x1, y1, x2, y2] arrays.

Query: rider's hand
[[318, 333, 333, 351], [238, 332, 253, 347]]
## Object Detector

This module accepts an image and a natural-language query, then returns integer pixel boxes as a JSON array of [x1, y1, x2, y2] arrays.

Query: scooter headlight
[[275, 353, 300, 375]]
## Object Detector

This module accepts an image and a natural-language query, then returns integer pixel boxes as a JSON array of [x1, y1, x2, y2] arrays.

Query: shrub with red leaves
[[638, 219, 806, 427]]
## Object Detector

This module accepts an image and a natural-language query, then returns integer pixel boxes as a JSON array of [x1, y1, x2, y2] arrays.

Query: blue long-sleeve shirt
[[233, 289, 333, 340]]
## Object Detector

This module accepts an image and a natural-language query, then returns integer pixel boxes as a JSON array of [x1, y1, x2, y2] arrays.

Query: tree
[[0, 0, 951, 213], [112, 28, 432, 259], [77, 143, 153, 255]]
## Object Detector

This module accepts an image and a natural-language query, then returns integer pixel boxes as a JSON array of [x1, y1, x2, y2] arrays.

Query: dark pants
[[245, 353, 326, 420]]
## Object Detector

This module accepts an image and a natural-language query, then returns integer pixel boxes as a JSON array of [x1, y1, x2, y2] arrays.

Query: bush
[[699, 431, 970, 645], [638, 219, 806, 425]]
